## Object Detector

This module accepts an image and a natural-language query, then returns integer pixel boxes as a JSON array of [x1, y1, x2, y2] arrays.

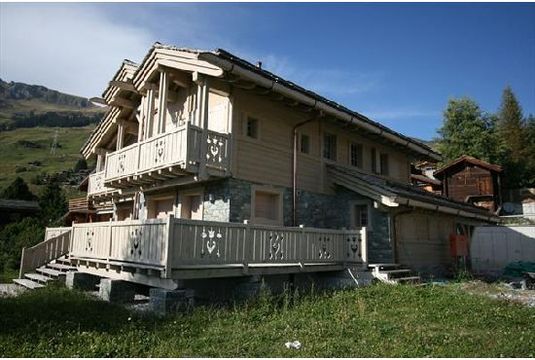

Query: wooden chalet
[[434, 155, 503, 212], [16, 43, 499, 293]]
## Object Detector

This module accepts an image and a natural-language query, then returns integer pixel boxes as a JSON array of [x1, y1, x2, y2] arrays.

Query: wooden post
[[157, 70, 169, 135], [144, 85, 156, 138], [164, 215, 175, 278], [18, 247, 26, 279], [116, 120, 125, 150], [360, 226, 368, 265]]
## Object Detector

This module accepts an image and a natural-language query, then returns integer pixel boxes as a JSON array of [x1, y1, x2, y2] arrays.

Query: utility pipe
[[292, 113, 322, 226]]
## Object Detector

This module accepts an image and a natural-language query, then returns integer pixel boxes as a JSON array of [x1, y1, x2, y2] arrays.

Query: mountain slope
[[0, 79, 105, 130]]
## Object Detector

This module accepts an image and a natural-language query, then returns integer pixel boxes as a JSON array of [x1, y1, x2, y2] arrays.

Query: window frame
[[323, 132, 337, 161], [349, 200, 373, 230], [380, 153, 390, 176], [349, 142, 364, 168], [244, 115, 260, 140], [300, 133, 310, 155]]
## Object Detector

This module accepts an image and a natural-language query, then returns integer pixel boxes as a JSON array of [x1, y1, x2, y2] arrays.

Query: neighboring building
[[434, 155, 503, 212], [0, 199, 39, 225], [19, 44, 499, 291]]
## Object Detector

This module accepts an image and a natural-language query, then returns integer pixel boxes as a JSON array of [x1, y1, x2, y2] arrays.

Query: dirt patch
[[459, 280, 535, 307]]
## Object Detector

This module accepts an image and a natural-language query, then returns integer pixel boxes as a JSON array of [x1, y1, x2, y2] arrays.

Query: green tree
[[38, 183, 67, 225], [0, 217, 43, 271], [73, 158, 88, 172], [0, 177, 37, 201], [523, 114, 535, 187], [437, 98, 497, 163], [497, 86, 526, 162]]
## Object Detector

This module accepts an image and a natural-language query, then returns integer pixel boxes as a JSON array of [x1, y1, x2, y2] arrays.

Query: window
[[351, 203, 371, 229], [252, 187, 283, 225], [350, 143, 363, 168], [300, 134, 310, 154], [380, 153, 389, 176], [246, 117, 259, 139], [323, 133, 337, 161], [371, 148, 378, 174]]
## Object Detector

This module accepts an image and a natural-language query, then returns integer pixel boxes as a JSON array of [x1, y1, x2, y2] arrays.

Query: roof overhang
[[328, 164, 498, 222]]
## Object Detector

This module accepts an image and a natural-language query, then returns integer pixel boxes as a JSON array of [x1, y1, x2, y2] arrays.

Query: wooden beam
[[110, 97, 137, 109], [108, 80, 136, 92]]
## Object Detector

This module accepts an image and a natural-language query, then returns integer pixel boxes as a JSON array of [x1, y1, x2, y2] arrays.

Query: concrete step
[[369, 263, 401, 271], [382, 269, 414, 279], [47, 263, 77, 272], [396, 276, 421, 283], [36, 267, 63, 278], [25, 273, 54, 284], [13, 278, 44, 289]]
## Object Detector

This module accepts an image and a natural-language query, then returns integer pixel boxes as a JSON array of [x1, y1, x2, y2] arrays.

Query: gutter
[[199, 53, 442, 162]]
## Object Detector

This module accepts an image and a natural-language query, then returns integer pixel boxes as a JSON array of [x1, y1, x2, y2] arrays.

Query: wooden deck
[[66, 218, 367, 287]]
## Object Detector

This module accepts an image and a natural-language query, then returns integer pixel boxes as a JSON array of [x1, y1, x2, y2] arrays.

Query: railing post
[[360, 226, 368, 265], [18, 247, 26, 279], [164, 215, 175, 278]]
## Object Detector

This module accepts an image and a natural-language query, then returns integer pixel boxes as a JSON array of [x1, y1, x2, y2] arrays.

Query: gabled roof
[[434, 155, 503, 177], [328, 164, 498, 222], [83, 42, 442, 161]]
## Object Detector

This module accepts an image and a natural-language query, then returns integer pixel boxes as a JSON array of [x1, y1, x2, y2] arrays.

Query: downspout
[[292, 112, 321, 226]]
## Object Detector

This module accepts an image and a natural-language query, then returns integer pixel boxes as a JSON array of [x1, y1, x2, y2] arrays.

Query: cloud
[[0, 3, 154, 97]]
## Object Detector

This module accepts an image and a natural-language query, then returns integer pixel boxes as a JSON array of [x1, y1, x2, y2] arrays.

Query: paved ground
[[0, 283, 26, 298]]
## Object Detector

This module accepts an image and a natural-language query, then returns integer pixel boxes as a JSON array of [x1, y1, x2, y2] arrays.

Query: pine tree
[[0, 177, 37, 201], [38, 183, 67, 224], [437, 98, 497, 163], [497, 86, 525, 163]]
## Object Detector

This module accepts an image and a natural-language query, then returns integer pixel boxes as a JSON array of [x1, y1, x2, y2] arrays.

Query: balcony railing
[[104, 123, 229, 188], [69, 218, 368, 280], [87, 171, 115, 197]]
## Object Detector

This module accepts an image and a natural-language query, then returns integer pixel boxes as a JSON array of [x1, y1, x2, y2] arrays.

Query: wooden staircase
[[13, 229, 74, 290], [369, 263, 421, 284], [13, 256, 77, 289]]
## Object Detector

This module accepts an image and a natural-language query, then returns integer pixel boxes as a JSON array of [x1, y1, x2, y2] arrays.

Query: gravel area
[[459, 280, 535, 307], [0, 283, 26, 298]]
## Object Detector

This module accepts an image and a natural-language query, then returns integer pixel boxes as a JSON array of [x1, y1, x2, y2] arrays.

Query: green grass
[[0, 126, 94, 192], [0, 283, 533, 357]]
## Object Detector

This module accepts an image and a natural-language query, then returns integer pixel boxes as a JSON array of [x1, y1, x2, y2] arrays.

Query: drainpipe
[[292, 112, 322, 226]]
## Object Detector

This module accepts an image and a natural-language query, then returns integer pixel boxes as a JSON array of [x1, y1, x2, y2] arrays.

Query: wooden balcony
[[87, 171, 116, 198], [103, 123, 230, 189], [67, 218, 368, 287], [68, 197, 95, 213]]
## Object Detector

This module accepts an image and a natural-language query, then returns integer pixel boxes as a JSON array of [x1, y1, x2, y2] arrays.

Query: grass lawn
[[0, 283, 533, 357]]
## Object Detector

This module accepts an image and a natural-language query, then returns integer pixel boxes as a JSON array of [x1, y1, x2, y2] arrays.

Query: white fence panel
[[471, 225, 535, 276]]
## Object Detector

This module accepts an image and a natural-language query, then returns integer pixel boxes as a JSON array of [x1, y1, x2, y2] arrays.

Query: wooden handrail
[[19, 230, 72, 278]]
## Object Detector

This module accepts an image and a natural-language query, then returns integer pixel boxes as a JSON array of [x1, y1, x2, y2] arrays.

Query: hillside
[[0, 79, 105, 131], [0, 80, 103, 196]]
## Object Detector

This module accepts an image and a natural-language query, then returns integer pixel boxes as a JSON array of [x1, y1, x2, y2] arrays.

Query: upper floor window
[[371, 147, 378, 174], [246, 116, 259, 139], [350, 143, 363, 168], [300, 134, 310, 154], [380, 153, 389, 176], [323, 133, 337, 161]]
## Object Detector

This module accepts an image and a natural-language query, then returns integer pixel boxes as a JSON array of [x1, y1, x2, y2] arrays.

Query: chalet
[[434, 155, 503, 212], [15, 43, 498, 299]]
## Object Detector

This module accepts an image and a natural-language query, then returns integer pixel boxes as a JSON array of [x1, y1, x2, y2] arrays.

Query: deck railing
[[19, 230, 71, 278], [103, 123, 229, 185], [69, 217, 367, 279], [87, 171, 115, 197]]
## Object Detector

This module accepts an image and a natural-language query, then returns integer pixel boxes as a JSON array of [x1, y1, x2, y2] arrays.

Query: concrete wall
[[471, 225, 535, 276]]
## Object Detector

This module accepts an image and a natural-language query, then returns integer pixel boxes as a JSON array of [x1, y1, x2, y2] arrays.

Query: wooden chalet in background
[[434, 155, 503, 212]]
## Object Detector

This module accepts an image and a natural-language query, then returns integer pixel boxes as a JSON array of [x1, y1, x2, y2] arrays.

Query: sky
[[1, 3, 534, 141]]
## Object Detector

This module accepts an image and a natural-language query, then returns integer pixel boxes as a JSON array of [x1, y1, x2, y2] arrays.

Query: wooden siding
[[395, 212, 457, 273], [445, 166, 495, 201], [231, 89, 412, 194]]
